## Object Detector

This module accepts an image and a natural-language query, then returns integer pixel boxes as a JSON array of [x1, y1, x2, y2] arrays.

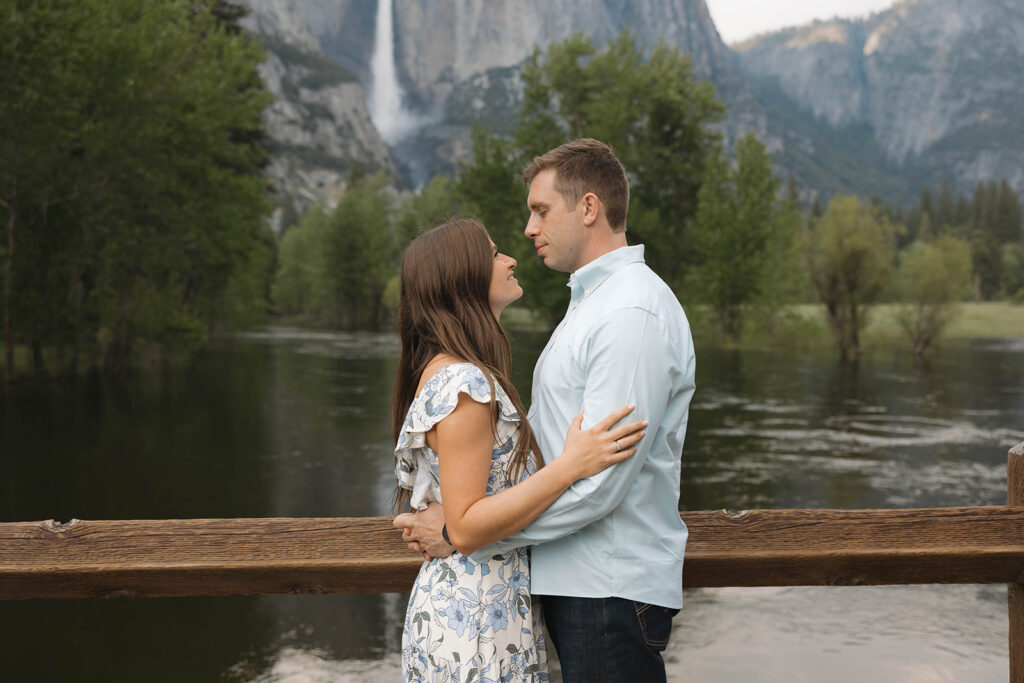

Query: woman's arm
[[434, 393, 645, 555]]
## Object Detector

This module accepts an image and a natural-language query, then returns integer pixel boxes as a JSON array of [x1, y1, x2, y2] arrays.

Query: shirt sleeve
[[470, 306, 677, 560]]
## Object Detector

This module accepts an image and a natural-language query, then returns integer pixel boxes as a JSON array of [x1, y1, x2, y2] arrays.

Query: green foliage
[[322, 173, 393, 328], [934, 179, 956, 231], [1001, 242, 1024, 300], [964, 180, 1023, 299], [896, 234, 972, 356], [971, 232, 1003, 300], [0, 0, 272, 374], [895, 178, 1023, 302], [803, 195, 899, 361], [455, 127, 566, 319], [394, 174, 457, 248], [273, 173, 445, 328], [688, 133, 798, 340], [458, 31, 725, 322], [272, 205, 331, 317]]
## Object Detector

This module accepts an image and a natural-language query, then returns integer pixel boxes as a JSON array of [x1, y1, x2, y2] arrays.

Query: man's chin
[[536, 254, 558, 270]]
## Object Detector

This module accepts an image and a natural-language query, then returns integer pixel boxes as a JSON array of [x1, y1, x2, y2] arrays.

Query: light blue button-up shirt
[[471, 245, 695, 609]]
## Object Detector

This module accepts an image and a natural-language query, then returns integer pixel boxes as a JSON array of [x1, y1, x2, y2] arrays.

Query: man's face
[[524, 169, 585, 273]]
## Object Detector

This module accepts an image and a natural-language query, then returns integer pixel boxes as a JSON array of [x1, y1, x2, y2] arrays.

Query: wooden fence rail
[[2, 505, 1023, 600], [2, 442, 1023, 678]]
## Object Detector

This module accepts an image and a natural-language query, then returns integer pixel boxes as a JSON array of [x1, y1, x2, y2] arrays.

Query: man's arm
[[392, 389, 646, 559], [471, 306, 682, 560]]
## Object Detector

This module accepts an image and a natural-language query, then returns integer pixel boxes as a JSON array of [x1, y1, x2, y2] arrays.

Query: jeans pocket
[[632, 601, 678, 650]]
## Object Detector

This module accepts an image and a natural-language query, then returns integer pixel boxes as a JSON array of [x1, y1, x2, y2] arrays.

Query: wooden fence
[[3, 441, 1023, 679]]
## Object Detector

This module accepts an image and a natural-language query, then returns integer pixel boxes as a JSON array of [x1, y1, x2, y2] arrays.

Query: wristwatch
[[442, 524, 451, 545]]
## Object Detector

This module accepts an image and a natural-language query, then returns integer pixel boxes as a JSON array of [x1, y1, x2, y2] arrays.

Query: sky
[[704, 0, 898, 44]]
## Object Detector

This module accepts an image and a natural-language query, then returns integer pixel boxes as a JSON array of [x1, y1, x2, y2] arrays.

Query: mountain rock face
[[241, 0, 393, 231], [736, 0, 1024, 198], [390, 0, 731, 103], [384, 0, 739, 184], [239, 0, 1024, 222], [241, 0, 739, 193]]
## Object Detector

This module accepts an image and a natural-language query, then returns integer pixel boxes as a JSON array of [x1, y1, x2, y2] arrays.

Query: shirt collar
[[567, 245, 646, 302]]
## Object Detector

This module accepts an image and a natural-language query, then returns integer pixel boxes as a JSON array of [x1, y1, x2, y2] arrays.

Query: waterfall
[[369, 0, 417, 144]]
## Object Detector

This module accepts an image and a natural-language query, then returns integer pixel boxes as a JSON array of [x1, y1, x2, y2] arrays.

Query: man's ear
[[581, 192, 600, 227]]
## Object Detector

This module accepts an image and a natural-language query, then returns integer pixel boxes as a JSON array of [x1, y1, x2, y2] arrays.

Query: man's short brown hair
[[522, 138, 629, 232]]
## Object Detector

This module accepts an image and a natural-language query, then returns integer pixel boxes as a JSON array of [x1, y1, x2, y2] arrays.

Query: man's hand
[[392, 502, 455, 561]]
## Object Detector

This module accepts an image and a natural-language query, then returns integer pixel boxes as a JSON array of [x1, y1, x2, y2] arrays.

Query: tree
[[394, 175, 457, 249], [804, 195, 898, 361], [322, 173, 393, 328], [272, 205, 331, 318], [970, 232, 1002, 300], [1001, 243, 1024, 300], [0, 0, 88, 375], [0, 0, 272, 375], [897, 235, 971, 356], [513, 31, 725, 293], [917, 187, 934, 240], [934, 179, 955, 230], [455, 127, 568, 319], [689, 133, 795, 340], [993, 181, 1023, 244], [386, 174, 458, 316]]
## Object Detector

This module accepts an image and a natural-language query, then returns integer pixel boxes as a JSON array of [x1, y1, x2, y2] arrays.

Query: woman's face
[[488, 241, 522, 317]]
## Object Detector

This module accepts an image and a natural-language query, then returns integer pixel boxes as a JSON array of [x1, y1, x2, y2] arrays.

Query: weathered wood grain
[[2, 504, 1023, 599], [1008, 441, 1024, 683]]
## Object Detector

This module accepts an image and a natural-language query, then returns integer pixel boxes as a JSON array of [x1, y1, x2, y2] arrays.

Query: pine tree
[[935, 179, 955, 231], [689, 133, 795, 340]]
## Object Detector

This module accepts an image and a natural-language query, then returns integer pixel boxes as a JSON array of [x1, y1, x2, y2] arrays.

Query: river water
[[2, 327, 1022, 682]]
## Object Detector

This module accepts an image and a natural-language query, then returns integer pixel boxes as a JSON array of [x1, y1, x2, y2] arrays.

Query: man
[[394, 138, 695, 682]]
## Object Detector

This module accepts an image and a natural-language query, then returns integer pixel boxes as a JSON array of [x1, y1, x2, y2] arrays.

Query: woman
[[392, 219, 646, 682]]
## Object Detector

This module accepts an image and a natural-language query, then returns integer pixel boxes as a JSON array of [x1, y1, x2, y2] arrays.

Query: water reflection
[[669, 584, 1007, 682], [1, 330, 1020, 681]]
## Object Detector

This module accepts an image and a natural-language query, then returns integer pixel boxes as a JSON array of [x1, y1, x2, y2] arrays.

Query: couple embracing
[[390, 138, 696, 682]]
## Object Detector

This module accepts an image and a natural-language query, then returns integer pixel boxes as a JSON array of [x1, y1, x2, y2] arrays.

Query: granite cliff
[[736, 0, 1024, 199], [241, 0, 393, 231], [239, 0, 1024, 223], [241, 0, 742, 206]]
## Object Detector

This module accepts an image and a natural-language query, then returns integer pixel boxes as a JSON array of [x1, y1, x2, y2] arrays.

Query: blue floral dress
[[396, 363, 549, 682]]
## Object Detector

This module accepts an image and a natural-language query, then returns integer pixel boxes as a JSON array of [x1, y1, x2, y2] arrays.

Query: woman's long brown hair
[[391, 219, 543, 512]]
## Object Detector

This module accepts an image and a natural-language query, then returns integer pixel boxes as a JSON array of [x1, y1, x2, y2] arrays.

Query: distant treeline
[[4, 16, 1021, 378], [274, 32, 1023, 361], [877, 179, 1023, 301], [0, 0, 271, 378]]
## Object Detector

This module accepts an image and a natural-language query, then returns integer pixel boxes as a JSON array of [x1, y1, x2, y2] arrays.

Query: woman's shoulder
[[398, 361, 492, 446], [410, 355, 519, 424], [416, 360, 491, 406], [417, 355, 486, 393]]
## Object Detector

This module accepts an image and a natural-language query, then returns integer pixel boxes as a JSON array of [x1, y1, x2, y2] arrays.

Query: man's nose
[[524, 217, 537, 238]]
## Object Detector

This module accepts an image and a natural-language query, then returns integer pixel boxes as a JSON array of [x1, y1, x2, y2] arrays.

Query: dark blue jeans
[[542, 595, 679, 682]]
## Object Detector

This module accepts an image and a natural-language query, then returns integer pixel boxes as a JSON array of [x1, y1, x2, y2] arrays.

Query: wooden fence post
[[1010, 441, 1024, 683]]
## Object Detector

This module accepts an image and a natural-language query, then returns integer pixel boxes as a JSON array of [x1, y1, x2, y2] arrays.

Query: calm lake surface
[[3, 326, 1023, 682]]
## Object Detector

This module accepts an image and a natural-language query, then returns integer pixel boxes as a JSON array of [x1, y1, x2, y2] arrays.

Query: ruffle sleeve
[[394, 363, 520, 509]]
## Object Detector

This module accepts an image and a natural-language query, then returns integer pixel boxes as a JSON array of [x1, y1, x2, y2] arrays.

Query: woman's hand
[[558, 404, 646, 481]]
